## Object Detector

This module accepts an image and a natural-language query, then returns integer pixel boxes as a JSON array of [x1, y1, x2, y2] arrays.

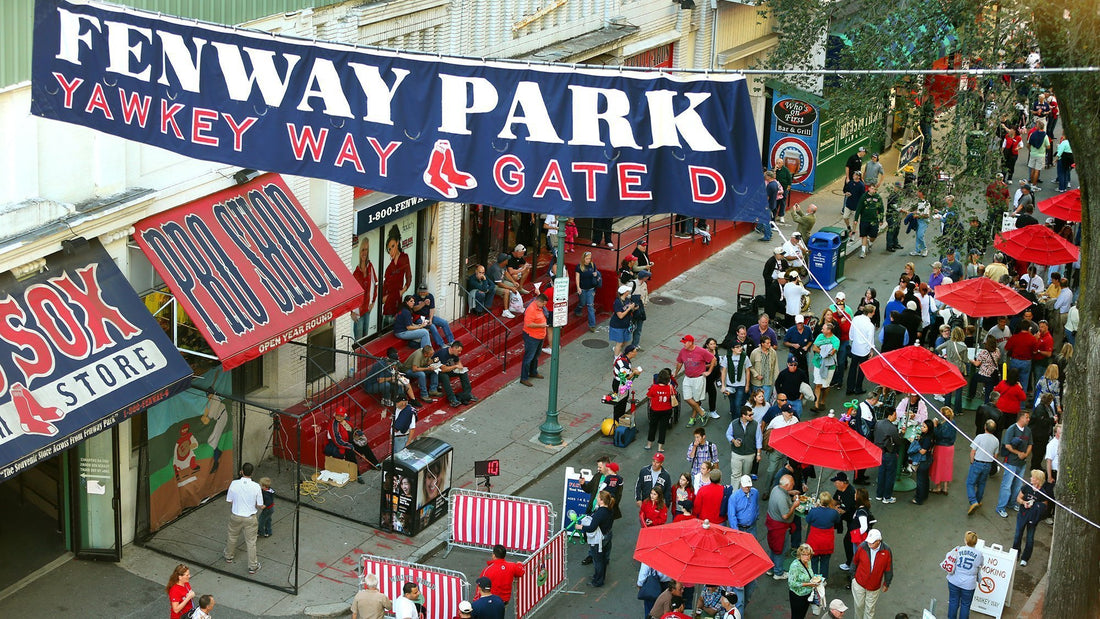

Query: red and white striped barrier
[[360, 555, 469, 619], [449, 489, 553, 554], [514, 530, 568, 619]]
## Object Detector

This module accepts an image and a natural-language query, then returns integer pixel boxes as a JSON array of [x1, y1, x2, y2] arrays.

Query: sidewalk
[[0, 148, 923, 618]]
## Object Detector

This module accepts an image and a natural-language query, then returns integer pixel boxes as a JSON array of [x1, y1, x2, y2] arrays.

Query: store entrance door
[[0, 454, 68, 592], [69, 428, 122, 561]]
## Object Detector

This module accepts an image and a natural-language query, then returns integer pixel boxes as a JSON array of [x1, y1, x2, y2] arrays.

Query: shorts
[[813, 364, 835, 386], [1027, 154, 1045, 170], [609, 326, 631, 343], [681, 375, 706, 402], [859, 221, 879, 239]]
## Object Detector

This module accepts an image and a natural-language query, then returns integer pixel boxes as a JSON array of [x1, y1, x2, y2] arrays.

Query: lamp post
[[538, 276, 570, 445]]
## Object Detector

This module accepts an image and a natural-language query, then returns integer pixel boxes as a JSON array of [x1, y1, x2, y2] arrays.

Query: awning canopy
[[0, 239, 192, 482], [134, 174, 362, 369]]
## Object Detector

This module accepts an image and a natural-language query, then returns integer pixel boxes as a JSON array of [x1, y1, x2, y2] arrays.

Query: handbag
[[670, 393, 679, 408], [637, 572, 662, 601]]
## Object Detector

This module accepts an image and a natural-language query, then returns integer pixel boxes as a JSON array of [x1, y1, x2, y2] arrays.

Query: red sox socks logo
[[10, 383, 64, 437], [422, 139, 477, 199]]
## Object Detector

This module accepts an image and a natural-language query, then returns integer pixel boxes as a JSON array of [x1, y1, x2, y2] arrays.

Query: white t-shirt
[[544, 214, 559, 239], [392, 596, 418, 619], [719, 352, 751, 389], [782, 240, 804, 267], [783, 282, 807, 316], [1046, 436, 1061, 472], [849, 314, 876, 357], [226, 477, 264, 517]]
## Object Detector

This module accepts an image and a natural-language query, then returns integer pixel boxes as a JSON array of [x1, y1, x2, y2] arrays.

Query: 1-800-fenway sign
[[30, 0, 767, 222]]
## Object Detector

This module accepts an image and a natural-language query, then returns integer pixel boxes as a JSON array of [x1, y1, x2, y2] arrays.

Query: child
[[563, 217, 579, 253], [258, 477, 275, 537]]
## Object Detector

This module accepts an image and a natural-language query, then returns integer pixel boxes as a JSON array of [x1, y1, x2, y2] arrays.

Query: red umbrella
[[767, 414, 882, 471], [994, 226, 1079, 266], [1037, 188, 1082, 222], [861, 346, 966, 394], [933, 278, 1032, 317], [633, 519, 772, 587]]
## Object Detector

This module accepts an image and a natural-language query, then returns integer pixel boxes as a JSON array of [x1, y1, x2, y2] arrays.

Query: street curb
[[304, 601, 353, 618], [409, 396, 646, 565]]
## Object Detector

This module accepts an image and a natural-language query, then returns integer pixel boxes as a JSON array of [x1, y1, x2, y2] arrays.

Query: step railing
[[449, 281, 510, 372]]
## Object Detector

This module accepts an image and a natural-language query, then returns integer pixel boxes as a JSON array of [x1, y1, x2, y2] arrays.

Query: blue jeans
[[915, 218, 929, 253], [521, 333, 542, 381], [440, 371, 473, 404], [727, 390, 748, 418], [468, 288, 491, 313], [966, 461, 992, 505], [576, 288, 596, 328], [588, 530, 612, 586], [427, 316, 454, 348], [730, 581, 756, 615], [1007, 358, 1031, 390], [1013, 515, 1038, 561], [258, 508, 273, 536], [832, 340, 850, 387], [756, 220, 772, 241], [1065, 329, 1076, 346], [811, 555, 831, 579], [631, 320, 644, 347], [947, 582, 976, 619], [770, 545, 788, 575], [996, 463, 1025, 512], [1057, 158, 1072, 191], [753, 385, 774, 403], [395, 328, 430, 349], [404, 370, 438, 396], [877, 452, 898, 499]]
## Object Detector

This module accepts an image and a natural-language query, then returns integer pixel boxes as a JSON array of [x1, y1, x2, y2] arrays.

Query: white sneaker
[[707, 410, 720, 419], [811, 603, 822, 616], [839, 563, 850, 571], [860, 248, 866, 258], [1019, 560, 1028, 567], [502, 310, 516, 319], [883, 497, 897, 504], [778, 217, 787, 224], [542, 347, 553, 354]]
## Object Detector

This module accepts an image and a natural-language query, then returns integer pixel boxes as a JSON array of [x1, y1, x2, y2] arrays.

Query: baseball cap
[[653, 453, 665, 463], [623, 344, 638, 355], [458, 601, 474, 613], [514, 244, 526, 252], [680, 335, 695, 343], [497, 252, 510, 263], [795, 314, 805, 323], [607, 462, 620, 473], [774, 246, 785, 255], [830, 472, 849, 483], [780, 403, 794, 413], [996, 172, 1004, 179], [679, 499, 694, 512], [625, 254, 638, 262], [788, 355, 799, 364], [618, 284, 632, 294], [417, 282, 429, 291], [791, 231, 802, 238], [476, 576, 492, 589], [835, 291, 846, 300], [867, 529, 882, 543], [906, 300, 918, 310], [858, 146, 866, 152], [830, 599, 849, 612], [740, 475, 753, 487], [788, 271, 800, 280]]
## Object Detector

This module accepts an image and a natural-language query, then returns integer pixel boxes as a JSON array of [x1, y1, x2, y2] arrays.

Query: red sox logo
[[423, 140, 478, 199]]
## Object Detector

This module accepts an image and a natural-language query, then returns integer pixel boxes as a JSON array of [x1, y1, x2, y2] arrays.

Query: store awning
[[0, 239, 192, 482], [133, 174, 362, 370]]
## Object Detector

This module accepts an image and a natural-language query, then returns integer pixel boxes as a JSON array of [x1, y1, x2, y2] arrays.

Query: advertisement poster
[[147, 368, 234, 532], [768, 93, 821, 193], [379, 213, 419, 328], [32, 0, 768, 222], [350, 230, 381, 343], [561, 466, 592, 531]]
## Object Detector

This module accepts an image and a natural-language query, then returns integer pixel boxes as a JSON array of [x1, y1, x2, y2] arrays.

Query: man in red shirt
[[519, 294, 548, 387], [1004, 321, 1037, 394], [1031, 320, 1054, 391], [693, 469, 727, 525], [480, 544, 526, 604]]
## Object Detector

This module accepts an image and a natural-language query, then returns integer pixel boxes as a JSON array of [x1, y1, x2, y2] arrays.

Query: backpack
[[718, 484, 734, 518], [1028, 130, 1047, 149]]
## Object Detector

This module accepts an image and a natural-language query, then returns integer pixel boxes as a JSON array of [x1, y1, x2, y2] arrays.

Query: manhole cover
[[649, 296, 674, 305], [582, 338, 610, 349]]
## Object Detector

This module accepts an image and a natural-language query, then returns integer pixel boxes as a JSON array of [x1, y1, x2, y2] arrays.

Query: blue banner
[[31, 0, 767, 222], [0, 239, 192, 482], [767, 93, 821, 193]]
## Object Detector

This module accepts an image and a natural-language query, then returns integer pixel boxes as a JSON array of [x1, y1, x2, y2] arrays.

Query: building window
[[305, 325, 336, 383], [233, 355, 265, 395]]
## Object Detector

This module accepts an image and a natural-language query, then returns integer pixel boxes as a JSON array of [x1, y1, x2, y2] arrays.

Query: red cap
[[653, 453, 665, 463], [607, 462, 620, 473], [335, 406, 347, 417], [680, 335, 695, 343]]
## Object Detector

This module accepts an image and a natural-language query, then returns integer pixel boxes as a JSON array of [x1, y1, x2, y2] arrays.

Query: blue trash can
[[805, 232, 841, 290]]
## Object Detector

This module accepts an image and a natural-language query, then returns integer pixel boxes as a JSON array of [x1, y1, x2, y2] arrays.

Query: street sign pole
[[539, 276, 570, 445]]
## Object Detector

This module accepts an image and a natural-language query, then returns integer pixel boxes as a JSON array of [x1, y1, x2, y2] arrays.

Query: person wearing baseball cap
[[635, 451, 672, 508], [470, 576, 505, 617], [506, 244, 532, 294], [828, 598, 848, 617], [728, 473, 760, 534], [456, 600, 473, 618], [609, 283, 637, 356], [675, 334, 716, 428], [850, 529, 893, 618]]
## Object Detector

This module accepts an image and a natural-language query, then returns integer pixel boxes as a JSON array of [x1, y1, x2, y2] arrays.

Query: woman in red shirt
[[670, 473, 695, 520], [166, 564, 195, 619], [994, 367, 1027, 432], [645, 368, 677, 451], [1002, 127, 1022, 181], [351, 235, 378, 341], [639, 486, 668, 527]]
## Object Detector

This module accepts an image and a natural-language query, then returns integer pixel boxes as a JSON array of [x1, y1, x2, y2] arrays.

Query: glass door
[[70, 428, 122, 561]]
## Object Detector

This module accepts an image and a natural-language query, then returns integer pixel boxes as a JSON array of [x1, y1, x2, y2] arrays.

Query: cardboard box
[[322, 456, 359, 487]]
